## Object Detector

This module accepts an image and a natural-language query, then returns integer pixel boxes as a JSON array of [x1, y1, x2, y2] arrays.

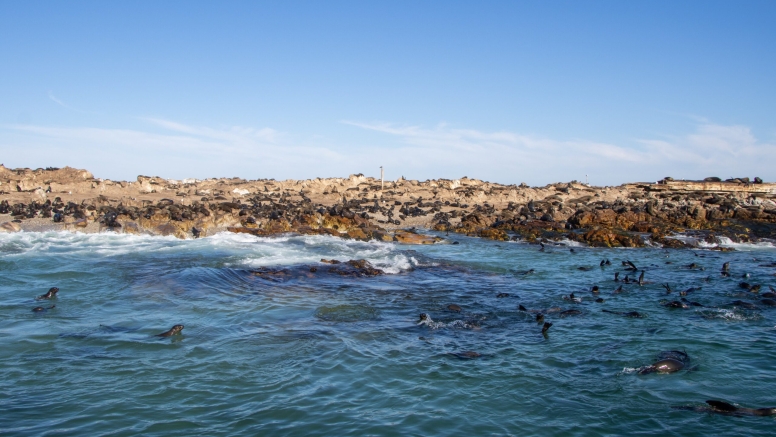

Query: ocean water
[[1, 231, 775, 436]]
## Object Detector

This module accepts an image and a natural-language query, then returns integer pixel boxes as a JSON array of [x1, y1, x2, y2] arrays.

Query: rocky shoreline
[[1, 165, 775, 249]]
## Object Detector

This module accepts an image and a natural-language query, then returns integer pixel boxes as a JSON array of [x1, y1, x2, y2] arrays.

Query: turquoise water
[[1, 231, 775, 436]]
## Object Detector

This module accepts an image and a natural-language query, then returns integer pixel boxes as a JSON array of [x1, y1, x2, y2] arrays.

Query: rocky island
[[1, 165, 774, 248]]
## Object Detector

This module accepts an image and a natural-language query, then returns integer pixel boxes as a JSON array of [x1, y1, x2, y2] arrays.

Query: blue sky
[[1, 1, 774, 185]]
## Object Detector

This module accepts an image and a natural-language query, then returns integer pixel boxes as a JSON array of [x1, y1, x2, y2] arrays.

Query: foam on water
[[699, 236, 776, 251]]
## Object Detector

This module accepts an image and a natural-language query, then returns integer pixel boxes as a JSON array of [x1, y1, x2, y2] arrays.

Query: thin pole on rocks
[[380, 166, 384, 191]]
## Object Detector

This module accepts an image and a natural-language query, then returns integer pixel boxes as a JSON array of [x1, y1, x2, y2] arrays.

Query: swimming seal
[[638, 271, 645, 286], [731, 300, 758, 310], [447, 304, 462, 312], [662, 300, 688, 309], [673, 400, 776, 417], [32, 305, 55, 312], [451, 351, 481, 359], [157, 324, 184, 337], [638, 350, 689, 374], [541, 322, 552, 334], [623, 260, 638, 271], [602, 309, 645, 318], [37, 287, 59, 300], [562, 292, 581, 303], [681, 297, 703, 307]]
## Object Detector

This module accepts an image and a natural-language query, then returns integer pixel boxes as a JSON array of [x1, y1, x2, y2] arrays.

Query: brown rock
[[393, 230, 442, 244], [0, 221, 21, 232], [479, 228, 509, 241], [346, 228, 368, 241], [122, 221, 140, 234]]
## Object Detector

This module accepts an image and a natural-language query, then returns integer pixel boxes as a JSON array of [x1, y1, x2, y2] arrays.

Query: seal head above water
[[157, 324, 184, 337], [37, 287, 59, 300]]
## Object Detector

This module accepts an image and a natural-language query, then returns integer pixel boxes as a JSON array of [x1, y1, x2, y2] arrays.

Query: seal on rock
[[156, 324, 184, 337]]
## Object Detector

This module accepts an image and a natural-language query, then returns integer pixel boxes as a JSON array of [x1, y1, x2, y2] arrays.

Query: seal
[[623, 260, 638, 271], [559, 309, 582, 317], [673, 400, 776, 417], [638, 350, 689, 374], [638, 271, 645, 286], [37, 287, 59, 300], [602, 309, 645, 318], [562, 292, 581, 303], [541, 322, 552, 334], [447, 304, 462, 312], [662, 300, 688, 309], [591, 285, 600, 294], [156, 324, 184, 337], [681, 297, 703, 307], [761, 299, 776, 307], [731, 300, 758, 310], [762, 292, 776, 299], [451, 351, 481, 359], [32, 305, 55, 312]]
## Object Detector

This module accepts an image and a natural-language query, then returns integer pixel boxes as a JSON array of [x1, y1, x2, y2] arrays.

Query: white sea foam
[[557, 239, 586, 248], [699, 236, 775, 251], [700, 308, 762, 321], [0, 231, 413, 274], [0, 230, 181, 257]]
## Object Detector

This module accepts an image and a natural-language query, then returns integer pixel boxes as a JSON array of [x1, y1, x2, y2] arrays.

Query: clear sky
[[1, 1, 774, 185]]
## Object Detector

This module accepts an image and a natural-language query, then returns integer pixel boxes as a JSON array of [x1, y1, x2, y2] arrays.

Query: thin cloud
[[47, 91, 92, 114], [1, 117, 772, 184], [1, 119, 343, 180], [47, 91, 67, 108], [345, 120, 775, 184]]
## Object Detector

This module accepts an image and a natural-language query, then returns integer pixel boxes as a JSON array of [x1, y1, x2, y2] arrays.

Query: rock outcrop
[[1, 165, 775, 248]]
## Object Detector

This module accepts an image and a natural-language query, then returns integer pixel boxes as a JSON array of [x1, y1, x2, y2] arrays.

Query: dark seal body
[[674, 400, 776, 417], [639, 350, 689, 374], [37, 287, 59, 300], [157, 324, 184, 337]]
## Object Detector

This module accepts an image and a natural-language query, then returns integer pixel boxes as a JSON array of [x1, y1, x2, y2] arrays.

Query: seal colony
[[0, 165, 775, 247]]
